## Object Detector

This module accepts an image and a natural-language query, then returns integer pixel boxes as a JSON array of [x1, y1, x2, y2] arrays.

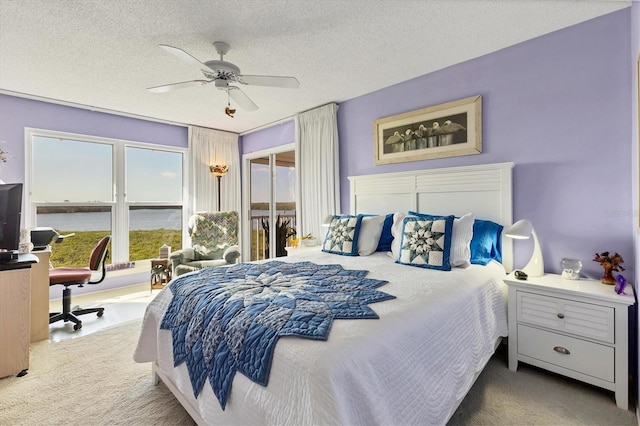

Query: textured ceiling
[[0, 0, 630, 134]]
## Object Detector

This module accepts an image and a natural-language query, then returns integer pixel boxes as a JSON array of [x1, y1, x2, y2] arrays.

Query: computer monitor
[[0, 183, 23, 254]]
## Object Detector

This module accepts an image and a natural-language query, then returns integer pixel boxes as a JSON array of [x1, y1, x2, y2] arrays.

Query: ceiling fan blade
[[159, 44, 208, 69], [228, 87, 258, 111], [147, 80, 209, 93], [239, 75, 300, 89]]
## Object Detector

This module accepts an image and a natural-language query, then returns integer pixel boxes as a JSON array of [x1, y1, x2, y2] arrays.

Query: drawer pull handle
[[557, 313, 565, 319], [553, 346, 570, 355]]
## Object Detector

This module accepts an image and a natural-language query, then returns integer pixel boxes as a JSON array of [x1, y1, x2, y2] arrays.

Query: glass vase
[[601, 265, 616, 285]]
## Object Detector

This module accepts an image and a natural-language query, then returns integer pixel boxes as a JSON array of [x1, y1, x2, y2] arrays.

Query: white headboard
[[348, 162, 514, 272]]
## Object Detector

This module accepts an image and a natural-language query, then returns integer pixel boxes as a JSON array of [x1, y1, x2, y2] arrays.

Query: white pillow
[[389, 212, 408, 260], [450, 213, 474, 268], [358, 215, 385, 256]]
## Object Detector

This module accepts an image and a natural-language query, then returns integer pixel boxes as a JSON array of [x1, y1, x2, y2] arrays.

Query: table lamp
[[505, 219, 544, 277]]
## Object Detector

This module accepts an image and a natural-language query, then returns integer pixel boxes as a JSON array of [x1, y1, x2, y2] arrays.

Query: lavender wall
[[0, 94, 189, 295], [240, 120, 295, 154], [242, 10, 633, 282], [0, 94, 188, 184]]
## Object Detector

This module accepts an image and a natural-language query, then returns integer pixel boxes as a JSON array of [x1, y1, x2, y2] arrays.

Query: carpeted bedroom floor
[[0, 287, 636, 425]]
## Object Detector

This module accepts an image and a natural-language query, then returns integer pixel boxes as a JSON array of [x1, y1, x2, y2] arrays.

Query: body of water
[[38, 209, 297, 232], [38, 209, 296, 231], [38, 209, 182, 231]]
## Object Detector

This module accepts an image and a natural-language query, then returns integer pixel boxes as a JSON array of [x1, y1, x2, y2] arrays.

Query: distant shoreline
[[249, 202, 296, 211], [37, 202, 296, 214]]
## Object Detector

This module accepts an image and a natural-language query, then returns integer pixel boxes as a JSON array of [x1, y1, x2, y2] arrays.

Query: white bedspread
[[134, 252, 508, 425]]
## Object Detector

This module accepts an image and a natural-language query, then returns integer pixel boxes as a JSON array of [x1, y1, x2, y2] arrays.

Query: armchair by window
[[170, 211, 240, 277]]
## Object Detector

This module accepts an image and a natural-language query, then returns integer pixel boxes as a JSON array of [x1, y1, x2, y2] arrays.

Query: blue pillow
[[376, 213, 394, 252], [470, 219, 503, 265], [322, 214, 363, 256], [396, 215, 454, 271]]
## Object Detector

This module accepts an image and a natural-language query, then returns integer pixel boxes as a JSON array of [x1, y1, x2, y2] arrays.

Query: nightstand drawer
[[517, 325, 614, 382], [517, 291, 614, 343]]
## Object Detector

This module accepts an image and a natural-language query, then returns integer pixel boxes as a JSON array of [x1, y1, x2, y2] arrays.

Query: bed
[[134, 162, 514, 425]]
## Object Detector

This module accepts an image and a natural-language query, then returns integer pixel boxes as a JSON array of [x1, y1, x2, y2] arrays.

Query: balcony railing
[[250, 214, 296, 261]]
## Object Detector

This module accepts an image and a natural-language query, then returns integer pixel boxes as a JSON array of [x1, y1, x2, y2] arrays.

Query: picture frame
[[373, 95, 482, 165]]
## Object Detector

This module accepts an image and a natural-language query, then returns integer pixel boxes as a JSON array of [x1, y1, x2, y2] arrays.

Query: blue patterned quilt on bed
[[160, 260, 394, 409]]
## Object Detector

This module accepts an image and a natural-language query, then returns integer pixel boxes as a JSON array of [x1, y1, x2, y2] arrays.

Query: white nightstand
[[285, 245, 322, 256], [504, 273, 635, 409]]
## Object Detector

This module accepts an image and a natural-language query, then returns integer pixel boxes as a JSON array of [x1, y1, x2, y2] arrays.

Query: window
[[27, 129, 185, 267]]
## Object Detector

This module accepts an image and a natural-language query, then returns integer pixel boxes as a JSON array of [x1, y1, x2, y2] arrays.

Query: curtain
[[189, 126, 240, 216], [295, 103, 340, 242]]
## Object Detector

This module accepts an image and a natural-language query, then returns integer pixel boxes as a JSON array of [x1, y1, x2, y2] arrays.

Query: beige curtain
[[189, 126, 240, 215], [295, 103, 340, 241]]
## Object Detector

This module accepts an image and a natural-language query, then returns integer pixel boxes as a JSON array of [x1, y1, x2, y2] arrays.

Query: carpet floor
[[0, 320, 636, 425], [0, 320, 193, 426]]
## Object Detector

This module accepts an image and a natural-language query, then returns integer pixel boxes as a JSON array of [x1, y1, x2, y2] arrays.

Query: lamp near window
[[210, 164, 229, 211], [505, 219, 544, 277]]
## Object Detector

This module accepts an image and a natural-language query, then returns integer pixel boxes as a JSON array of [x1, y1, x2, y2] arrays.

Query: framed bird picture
[[373, 95, 482, 165]]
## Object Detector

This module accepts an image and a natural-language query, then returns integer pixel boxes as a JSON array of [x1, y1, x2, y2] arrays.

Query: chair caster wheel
[[73, 323, 82, 331], [97, 311, 104, 317]]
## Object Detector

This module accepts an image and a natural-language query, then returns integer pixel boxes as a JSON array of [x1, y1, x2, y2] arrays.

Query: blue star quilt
[[160, 260, 394, 409]]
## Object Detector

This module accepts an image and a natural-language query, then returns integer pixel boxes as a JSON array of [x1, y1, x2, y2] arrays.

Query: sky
[[250, 162, 296, 206], [32, 135, 295, 207], [31, 136, 183, 203]]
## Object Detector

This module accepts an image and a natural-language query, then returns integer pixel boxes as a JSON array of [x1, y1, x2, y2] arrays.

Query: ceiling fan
[[147, 41, 300, 112]]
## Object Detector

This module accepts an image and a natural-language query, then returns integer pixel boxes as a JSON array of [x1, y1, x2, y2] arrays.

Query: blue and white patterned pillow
[[322, 214, 363, 256], [397, 215, 454, 270]]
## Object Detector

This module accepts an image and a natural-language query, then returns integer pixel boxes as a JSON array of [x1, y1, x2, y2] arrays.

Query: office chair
[[49, 235, 111, 331]]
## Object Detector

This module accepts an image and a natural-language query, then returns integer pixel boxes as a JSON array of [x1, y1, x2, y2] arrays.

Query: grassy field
[[51, 228, 287, 267], [50, 229, 182, 267]]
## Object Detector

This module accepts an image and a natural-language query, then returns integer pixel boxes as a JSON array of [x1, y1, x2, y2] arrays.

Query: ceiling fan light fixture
[[214, 79, 229, 89], [148, 41, 299, 111]]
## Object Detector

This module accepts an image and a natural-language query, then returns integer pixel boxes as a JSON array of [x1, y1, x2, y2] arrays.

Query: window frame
[[25, 128, 188, 265]]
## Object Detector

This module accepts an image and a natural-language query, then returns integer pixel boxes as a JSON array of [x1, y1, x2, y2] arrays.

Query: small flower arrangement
[[593, 251, 625, 272], [593, 251, 625, 285]]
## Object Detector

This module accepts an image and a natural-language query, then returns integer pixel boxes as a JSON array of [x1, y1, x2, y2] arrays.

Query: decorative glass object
[[560, 258, 582, 280], [159, 244, 171, 259]]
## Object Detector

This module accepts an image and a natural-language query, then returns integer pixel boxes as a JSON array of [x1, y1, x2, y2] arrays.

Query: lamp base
[[521, 258, 544, 277], [520, 227, 544, 277]]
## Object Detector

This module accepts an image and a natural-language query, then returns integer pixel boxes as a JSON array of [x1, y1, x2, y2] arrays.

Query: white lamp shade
[[505, 219, 532, 239], [505, 219, 544, 277]]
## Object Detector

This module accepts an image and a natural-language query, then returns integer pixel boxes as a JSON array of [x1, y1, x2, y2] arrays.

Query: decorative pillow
[[322, 214, 363, 256], [470, 219, 503, 265], [408, 211, 474, 268], [397, 215, 454, 270], [358, 215, 385, 256], [375, 213, 394, 252]]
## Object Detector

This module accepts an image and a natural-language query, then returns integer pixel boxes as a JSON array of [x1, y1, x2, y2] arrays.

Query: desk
[[31, 248, 51, 342], [0, 254, 37, 378]]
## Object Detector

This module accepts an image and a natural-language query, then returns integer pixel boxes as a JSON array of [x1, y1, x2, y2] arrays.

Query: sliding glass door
[[243, 145, 296, 261]]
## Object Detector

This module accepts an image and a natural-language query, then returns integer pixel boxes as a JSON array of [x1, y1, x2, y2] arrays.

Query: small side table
[[285, 245, 322, 256], [505, 273, 635, 409], [150, 258, 171, 291]]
